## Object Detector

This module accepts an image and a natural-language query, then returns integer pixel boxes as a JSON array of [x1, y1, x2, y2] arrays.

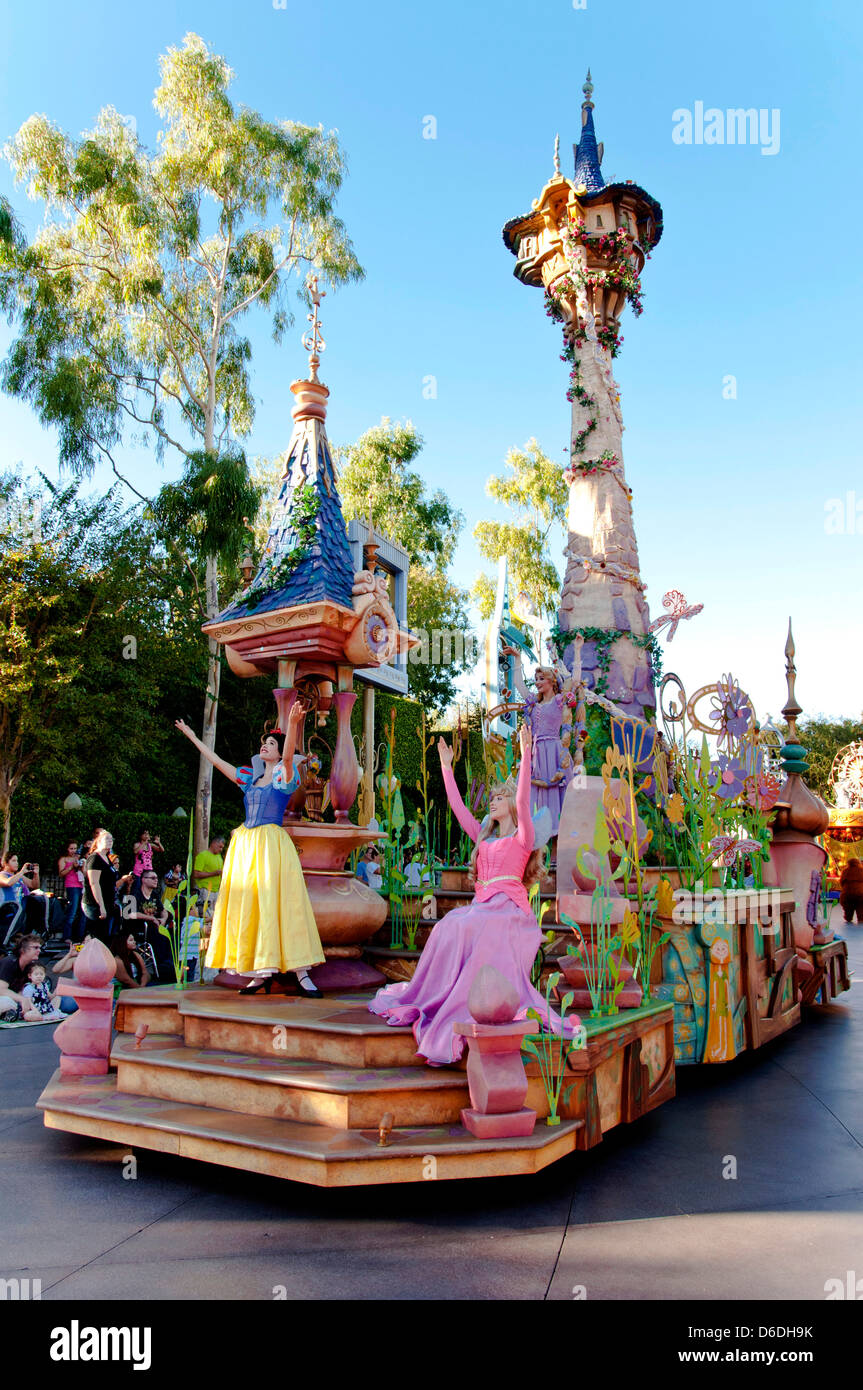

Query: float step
[[111, 1032, 469, 1128], [37, 1069, 581, 1188]]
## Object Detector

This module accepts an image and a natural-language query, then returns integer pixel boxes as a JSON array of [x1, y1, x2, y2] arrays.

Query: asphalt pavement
[[3, 908, 862, 1301]]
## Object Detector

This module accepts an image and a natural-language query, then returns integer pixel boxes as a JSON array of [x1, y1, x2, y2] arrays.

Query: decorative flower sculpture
[[709, 674, 753, 748], [601, 746, 628, 823], [611, 717, 658, 794], [620, 910, 641, 948], [743, 770, 781, 812], [652, 744, 669, 800], [665, 792, 686, 825], [612, 717, 657, 768], [707, 754, 748, 801]]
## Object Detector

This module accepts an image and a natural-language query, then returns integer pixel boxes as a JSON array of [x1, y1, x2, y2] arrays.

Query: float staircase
[[37, 986, 588, 1186]]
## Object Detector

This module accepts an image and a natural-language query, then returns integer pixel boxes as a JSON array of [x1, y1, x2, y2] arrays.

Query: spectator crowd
[[0, 826, 228, 1023]]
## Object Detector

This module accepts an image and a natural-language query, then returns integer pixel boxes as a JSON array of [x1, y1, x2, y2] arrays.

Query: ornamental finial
[[553, 133, 561, 175], [782, 617, 802, 741], [302, 274, 327, 383], [583, 69, 594, 107]]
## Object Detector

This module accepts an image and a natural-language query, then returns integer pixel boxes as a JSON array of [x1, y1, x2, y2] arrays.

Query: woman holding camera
[[0, 854, 39, 943], [58, 842, 85, 943]]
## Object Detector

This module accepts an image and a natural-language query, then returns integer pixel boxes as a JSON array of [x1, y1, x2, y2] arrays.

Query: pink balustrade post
[[453, 965, 537, 1138], [329, 690, 358, 823], [272, 685, 300, 734], [53, 938, 116, 1076]]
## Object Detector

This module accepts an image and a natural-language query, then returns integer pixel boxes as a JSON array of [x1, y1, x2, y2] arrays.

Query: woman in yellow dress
[[174, 704, 325, 996]]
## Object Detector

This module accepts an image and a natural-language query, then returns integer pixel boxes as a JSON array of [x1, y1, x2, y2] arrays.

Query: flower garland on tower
[[544, 213, 646, 460], [565, 221, 647, 319]]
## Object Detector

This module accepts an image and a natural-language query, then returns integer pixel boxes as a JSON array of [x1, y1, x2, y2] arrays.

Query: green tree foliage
[[0, 195, 23, 311], [336, 418, 471, 711], [0, 475, 192, 852], [0, 470, 286, 859], [473, 438, 568, 621], [786, 716, 863, 803], [2, 32, 362, 847]]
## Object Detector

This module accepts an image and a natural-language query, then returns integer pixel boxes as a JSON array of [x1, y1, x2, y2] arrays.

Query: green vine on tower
[[241, 483, 321, 606], [549, 621, 663, 692]]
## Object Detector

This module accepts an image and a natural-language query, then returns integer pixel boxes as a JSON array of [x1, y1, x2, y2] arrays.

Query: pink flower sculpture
[[744, 771, 780, 812]]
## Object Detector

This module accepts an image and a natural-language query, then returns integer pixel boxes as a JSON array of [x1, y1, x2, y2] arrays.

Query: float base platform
[[36, 986, 675, 1187]]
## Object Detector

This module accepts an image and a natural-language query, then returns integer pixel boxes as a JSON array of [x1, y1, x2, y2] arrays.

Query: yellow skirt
[[205, 823, 325, 975]]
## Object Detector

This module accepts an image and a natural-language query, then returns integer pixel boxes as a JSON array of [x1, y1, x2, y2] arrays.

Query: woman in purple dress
[[521, 667, 574, 834], [369, 726, 577, 1065]]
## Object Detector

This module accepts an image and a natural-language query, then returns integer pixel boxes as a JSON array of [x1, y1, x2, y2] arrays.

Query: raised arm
[[174, 720, 237, 783], [437, 738, 481, 843], [516, 725, 535, 851], [280, 703, 305, 791]]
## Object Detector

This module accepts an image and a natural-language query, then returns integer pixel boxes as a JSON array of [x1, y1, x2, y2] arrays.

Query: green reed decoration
[[159, 805, 196, 988], [523, 972, 582, 1126]]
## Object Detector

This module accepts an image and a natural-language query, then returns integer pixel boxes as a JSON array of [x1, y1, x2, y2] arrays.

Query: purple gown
[[368, 757, 577, 1065], [525, 693, 572, 833]]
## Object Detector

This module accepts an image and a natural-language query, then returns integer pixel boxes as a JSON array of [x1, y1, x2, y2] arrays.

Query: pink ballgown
[[368, 753, 577, 1064]]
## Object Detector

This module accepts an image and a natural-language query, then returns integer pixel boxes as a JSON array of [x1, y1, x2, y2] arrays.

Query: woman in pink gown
[[369, 725, 577, 1065]]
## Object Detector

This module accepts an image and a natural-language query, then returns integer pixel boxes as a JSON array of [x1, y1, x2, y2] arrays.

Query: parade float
[[37, 79, 849, 1187]]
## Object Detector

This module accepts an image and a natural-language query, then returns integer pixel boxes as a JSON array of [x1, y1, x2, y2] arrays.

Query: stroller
[[0, 899, 24, 949], [1, 893, 66, 949]]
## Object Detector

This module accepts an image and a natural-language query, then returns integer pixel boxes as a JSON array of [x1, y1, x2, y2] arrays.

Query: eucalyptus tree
[[336, 418, 470, 710], [0, 195, 23, 310], [472, 438, 569, 621], [2, 33, 363, 846]]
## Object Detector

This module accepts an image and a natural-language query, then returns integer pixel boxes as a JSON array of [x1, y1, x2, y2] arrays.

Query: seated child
[[21, 961, 64, 1021]]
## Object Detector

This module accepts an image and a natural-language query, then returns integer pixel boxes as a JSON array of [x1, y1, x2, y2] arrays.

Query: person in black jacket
[[81, 830, 118, 942]]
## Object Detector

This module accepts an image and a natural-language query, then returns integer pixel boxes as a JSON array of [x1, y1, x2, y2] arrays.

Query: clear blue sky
[[1, 0, 861, 725]]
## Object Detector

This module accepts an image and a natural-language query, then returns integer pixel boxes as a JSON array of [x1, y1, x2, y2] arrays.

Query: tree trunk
[[0, 786, 11, 860], [194, 554, 221, 855]]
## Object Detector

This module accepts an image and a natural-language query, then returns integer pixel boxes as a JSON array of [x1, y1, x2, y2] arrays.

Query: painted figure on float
[[175, 703, 325, 996], [369, 723, 578, 1064]]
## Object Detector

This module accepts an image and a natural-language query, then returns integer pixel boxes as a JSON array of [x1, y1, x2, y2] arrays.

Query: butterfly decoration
[[649, 589, 704, 642], [707, 835, 763, 868]]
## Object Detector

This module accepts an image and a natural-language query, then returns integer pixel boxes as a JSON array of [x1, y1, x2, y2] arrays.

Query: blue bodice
[[242, 781, 290, 829], [236, 763, 299, 830]]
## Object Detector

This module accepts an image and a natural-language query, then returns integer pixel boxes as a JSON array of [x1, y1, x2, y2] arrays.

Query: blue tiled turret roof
[[573, 101, 605, 193], [218, 418, 355, 621], [502, 71, 664, 254]]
